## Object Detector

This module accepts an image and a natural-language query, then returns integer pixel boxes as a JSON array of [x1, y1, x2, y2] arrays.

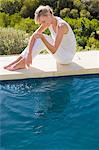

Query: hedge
[[0, 27, 29, 55]]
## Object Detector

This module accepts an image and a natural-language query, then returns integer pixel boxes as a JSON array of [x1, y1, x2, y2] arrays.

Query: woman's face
[[38, 14, 52, 26]]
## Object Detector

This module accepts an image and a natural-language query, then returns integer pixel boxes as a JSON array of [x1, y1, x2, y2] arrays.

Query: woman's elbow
[[52, 47, 58, 54]]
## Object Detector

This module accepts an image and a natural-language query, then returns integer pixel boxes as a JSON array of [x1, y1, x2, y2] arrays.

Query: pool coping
[[0, 50, 99, 81]]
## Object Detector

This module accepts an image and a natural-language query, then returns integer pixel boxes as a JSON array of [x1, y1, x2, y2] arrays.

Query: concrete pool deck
[[0, 50, 99, 80]]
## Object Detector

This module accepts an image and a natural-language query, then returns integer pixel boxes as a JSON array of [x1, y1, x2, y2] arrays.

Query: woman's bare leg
[[3, 36, 34, 69], [4, 55, 23, 69], [4, 34, 54, 71]]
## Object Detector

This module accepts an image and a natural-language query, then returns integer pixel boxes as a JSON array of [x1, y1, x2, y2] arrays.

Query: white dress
[[20, 16, 76, 64]]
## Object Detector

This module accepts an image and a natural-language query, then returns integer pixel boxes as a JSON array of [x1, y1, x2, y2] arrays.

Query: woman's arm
[[25, 24, 49, 66], [35, 24, 49, 34], [28, 24, 49, 53], [35, 24, 69, 54]]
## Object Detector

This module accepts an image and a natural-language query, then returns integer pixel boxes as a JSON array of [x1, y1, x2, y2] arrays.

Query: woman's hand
[[33, 33, 44, 39], [25, 52, 32, 67], [25, 32, 45, 67]]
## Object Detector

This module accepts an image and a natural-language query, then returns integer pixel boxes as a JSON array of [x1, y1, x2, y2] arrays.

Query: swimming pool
[[0, 74, 99, 150]]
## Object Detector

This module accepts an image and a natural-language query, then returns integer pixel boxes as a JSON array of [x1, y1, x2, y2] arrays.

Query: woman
[[4, 5, 76, 71]]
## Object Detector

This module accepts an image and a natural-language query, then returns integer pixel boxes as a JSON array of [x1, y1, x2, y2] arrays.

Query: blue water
[[0, 74, 99, 150]]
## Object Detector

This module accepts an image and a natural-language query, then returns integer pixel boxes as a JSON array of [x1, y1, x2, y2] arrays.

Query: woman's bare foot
[[4, 56, 22, 69], [6, 58, 27, 71]]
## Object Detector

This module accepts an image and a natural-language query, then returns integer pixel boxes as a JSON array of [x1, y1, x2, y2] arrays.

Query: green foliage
[[58, 0, 73, 10], [0, 0, 22, 15], [64, 17, 99, 51], [73, 0, 82, 10], [70, 9, 79, 19], [76, 36, 87, 49], [80, 18, 99, 37], [9, 13, 22, 27], [76, 45, 84, 52], [80, 9, 91, 19], [64, 17, 99, 37], [0, 0, 99, 54], [0, 27, 29, 55], [83, 0, 99, 19], [0, 12, 39, 33], [0, 0, 98, 19], [43, 28, 50, 35], [0, 12, 10, 27], [87, 37, 99, 50], [64, 17, 81, 30], [20, 0, 39, 18], [15, 17, 39, 33], [60, 8, 70, 18]]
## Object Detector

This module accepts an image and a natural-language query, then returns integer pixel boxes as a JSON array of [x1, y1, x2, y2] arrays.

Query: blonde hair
[[34, 5, 53, 24]]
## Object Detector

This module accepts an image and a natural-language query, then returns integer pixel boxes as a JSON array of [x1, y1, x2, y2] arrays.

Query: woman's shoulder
[[55, 16, 73, 34], [55, 16, 68, 27], [55, 16, 70, 30]]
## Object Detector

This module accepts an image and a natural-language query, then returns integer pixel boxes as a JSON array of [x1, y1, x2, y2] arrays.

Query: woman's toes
[[7, 66, 15, 71], [4, 66, 6, 69], [4, 66, 8, 69], [4, 64, 12, 69]]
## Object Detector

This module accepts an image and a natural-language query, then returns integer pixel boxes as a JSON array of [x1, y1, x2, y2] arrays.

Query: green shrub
[[80, 18, 99, 37], [0, 12, 10, 27], [74, 29, 82, 36], [87, 37, 99, 50], [76, 45, 84, 52], [70, 9, 79, 19], [0, 0, 22, 15], [80, 9, 91, 19], [64, 17, 99, 38], [64, 17, 81, 30], [9, 13, 22, 27], [20, 0, 39, 18], [60, 8, 70, 18], [15, 17, 39, 33], [73, 0, 82, 10], [90, 19, 99, 32], [76, 36, 87, 49], [86, 0, 99, 19], [0, 27, 30, 55]]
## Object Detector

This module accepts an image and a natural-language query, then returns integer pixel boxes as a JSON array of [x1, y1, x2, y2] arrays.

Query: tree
[[20, 0, 39, 18], [58, 0, 73, 10], [82, 0, 99, 19], [0, 0, 22, 15]]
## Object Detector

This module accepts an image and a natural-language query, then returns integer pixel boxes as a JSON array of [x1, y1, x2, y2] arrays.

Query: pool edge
[[0, 51, 99, 81]]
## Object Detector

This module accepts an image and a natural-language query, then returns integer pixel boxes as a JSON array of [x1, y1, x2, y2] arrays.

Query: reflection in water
[[0, 77, 74, 118], [0, 77, 74, 141], [0, 75, 99, 149]]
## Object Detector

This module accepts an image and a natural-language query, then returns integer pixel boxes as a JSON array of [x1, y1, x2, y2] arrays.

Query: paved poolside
[[0, 50, 99, 80]]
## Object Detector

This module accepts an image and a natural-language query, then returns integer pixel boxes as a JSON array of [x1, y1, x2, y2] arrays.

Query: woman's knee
[[32, 38, 45, 51]]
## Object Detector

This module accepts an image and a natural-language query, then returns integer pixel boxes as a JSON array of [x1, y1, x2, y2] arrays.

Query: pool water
[[0, 74, 99, 150]]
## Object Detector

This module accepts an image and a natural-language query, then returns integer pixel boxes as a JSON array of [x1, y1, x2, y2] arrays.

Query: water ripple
[[0, 75, 99, 149]]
